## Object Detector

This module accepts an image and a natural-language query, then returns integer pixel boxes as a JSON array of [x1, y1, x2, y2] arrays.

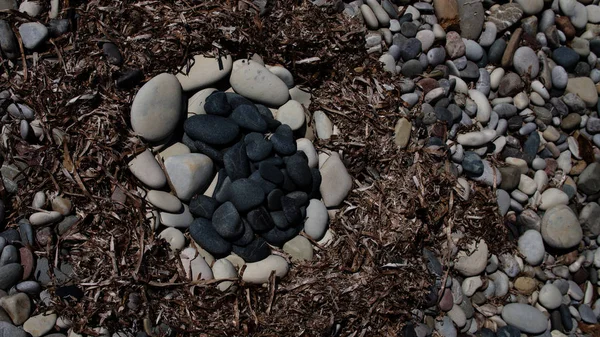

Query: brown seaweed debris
[[0, 0, 510, 335]]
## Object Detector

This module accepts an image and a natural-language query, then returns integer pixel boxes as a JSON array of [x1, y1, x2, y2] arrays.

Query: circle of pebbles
[[127, 55, 353, 287], [340, 0, 600, 336]]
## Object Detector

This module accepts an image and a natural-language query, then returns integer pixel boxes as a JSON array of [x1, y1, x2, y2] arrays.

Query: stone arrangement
[[127, 55, 352, 286], [343, 0, 600, 336]]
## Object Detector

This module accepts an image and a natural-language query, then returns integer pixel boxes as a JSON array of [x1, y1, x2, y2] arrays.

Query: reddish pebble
[[544, 159, 557, 176], [19, 248, 35, 280], [438, 287, 454, 311]]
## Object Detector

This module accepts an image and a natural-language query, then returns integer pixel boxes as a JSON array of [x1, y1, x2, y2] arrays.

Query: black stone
[[223, 141, 251, 181], [400, 59, 423, 77], [248, 170, 277, 195], [232, 219, 255, 246], [550, 97, 569, 117], [255, 104, 281, 131], [18, 219, 32, 246], [550, 310, 564, 332], [259, 162, 284, 184], [246, 207, 275, 232], [260, 223, 302, 247], [552, 47, 580, 72], [270, 211, 290, 229], [401, 38, 422, 61], [246, 139, 273, 162], [507, 115, 523, 131], [423, 284, 439, 307], [496, 325, 519, 337], [267, 189, 284, 211], [189, 218, 232, 256], [232, 237, 270, 262], [309, 168, 322, 199], [447, 104, 462, 122], [398, 13, 412, 24], [261, 156, 284, 167], [477, 328, 497, 337], [401, 22, 418, 38], [434, 106, 453, 126], [281, 196, 303, 225], [182, 133, 198, 152], [488, 38, 507, 65], [230, 104, 268, 132], [214, 176, 232, 203], [574, 61, 591, 77], [284, 152, 312, 187], [401, 323, 417, 337], [476, 51, 488, 68], [225, 93, 253, 109], [0, 229, 19, 244], [229, 179, 265, 212], [559, 304, 573, 332], [116, 69, 144, 89], [244, 132, 264, 144], [47, 19, 70, 37], [189, 195, 219, 218], [434, 97, 450, 109], [459, 61, 480, 82], [184, 115, 240, 145], [102, 42, 123, 65], [280, 169, 297, 192], [285, 191, 309, 207], [212, 202, 243, 240], [193, 140, 224, 164], [422, 248, 443, 277], [591, 39, 600, 58], [463, 151, 484, 177], [523, 131, 540, 157], [204, 91, 232, 116], [270, 124, 296, 155]]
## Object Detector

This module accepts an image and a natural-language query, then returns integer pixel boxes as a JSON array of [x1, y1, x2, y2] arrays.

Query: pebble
[[158, 227, 185, 251], [454, 239, 488, 276], [282, 235, 314, 262], [539, 188, 568, 210], [176, 55, 232, 92], [501, 303, 547, 334], [541, 205, 582, 249], [319, 153, 352, 207], [180, 247, 213, 280], [28, 211, 62, 226], [146, 190, 182, 213], [184, 114, 240, 145], [276, 100, 305, 131], [241, 255, 288, 284], [487, 3, 523, 31], [230, 60, 289, 107], [23, 312, 57, 337], [513, 47, 539, 78], [130, 73, 183, 142], [0, 293, 30, 325], [566, 77, 598, 107], [164, 154, 213, 201], [518, 230, 544, 266], [539, 283, 563, 310], [18, 22, 47, 50], [0, 322, 27, 337], [360, 4, 378, 30], [212, 259, 237, 291], [314, 111, 333, 140], [304, 199, 328, 240]]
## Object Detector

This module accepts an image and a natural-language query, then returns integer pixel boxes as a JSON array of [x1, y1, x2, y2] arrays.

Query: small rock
[[18, 22, 48, 50], [23, 312, 57, 337], [164, 154, 213, 201], [541, 204, 582, 249], [241, 255, 289, 284]]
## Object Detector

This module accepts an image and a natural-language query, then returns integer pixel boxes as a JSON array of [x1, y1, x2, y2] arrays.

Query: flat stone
[[0, 293, 30, 325], [454, 239, 488, 276], [518, 230, 544, 266], [212, 258, 237, 291], [164, 154, 213, 201], [501, 303, 547, 334], [578, 162, 600, 195], [230, 59, 289, 107], [146, 190, 182, 213], [241, 255, 289, 284], [184, 114, 240, 145], [282, 235, 313, 262], [319, 153, 352, 207], [176, 55, 233, 92], [433, 0, 459, 31], [189, 218, 232, 256], [541, 204, 582, 249], [516, 0, 543, 15], [23, 312, 57, 337], [457, 0, 484, 40], [276, 100, 305, 131], [130, 73, 183, 142], [539, 283, 563, 310], [159, 204, 193, 228], [498, 72, 524, 97], [28, 211, 62, 226], [553, 47, 580, 71], [487, 3, 523, 31], [566, 77, 598, 107], [18, 22, 48, 50], [445, 31, 465, 59]]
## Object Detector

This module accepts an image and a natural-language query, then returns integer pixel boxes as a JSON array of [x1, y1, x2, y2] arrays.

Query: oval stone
[[241, 255, 289, 284], [541, 204, 582, 249], [146, 190, 182, 213], [230, 60, 289, 107], [130, 73, 183, 142], [175, 55, 233, 92], [501, 303, 547, 334]]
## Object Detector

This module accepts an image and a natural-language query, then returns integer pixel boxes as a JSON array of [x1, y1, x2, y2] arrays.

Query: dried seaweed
[[0, 0, 510, 335]]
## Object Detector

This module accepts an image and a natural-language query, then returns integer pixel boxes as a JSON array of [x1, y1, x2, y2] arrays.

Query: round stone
[[518, 230, 544, 266], [158, 227, 185, 252], [539, 283, 562, 310], [23, 312, 57, 337], [276, 100, 305, 131], [541, 204, 583, 249], [212, 202, 243, 240], [513, 47, 539, 78], [130, 73, 183, 142]]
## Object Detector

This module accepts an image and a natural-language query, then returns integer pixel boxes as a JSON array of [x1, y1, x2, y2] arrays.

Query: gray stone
[[541, 204, 582, 249], [518, 230, 544, 266], [0, 322, 27, 337], [164, 154, 213, 201], [457, 0, 484, 40], [487, 3, 523, 31], [0, 20, 17, 59], [578, 162, 600, 195], [0, 264, 21, 290], [513, 47, 539, 78], [18, 22, 48, 50], [501, 303, 548, 334]]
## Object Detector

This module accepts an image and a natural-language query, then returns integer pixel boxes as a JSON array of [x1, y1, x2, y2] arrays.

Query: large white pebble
[[241, 255, 289, 284], [164, 154, 213, 201], [456, 129, 497, 146], [212, 258, 238, 291], [268, 65, 294, 88], [230, 59, 289, 107], [319, 153, 352, 207], [305, 199, 329, 240], [130, 73, 183, 142], [128, 149, 167, 189], [180, 247, 213, 280], [276, 100, 306, 130], [469, 89, 491, 124], [176, 55, 233, 91], [158, 227, 185, 252], [539, 188, 568, 210]]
